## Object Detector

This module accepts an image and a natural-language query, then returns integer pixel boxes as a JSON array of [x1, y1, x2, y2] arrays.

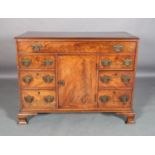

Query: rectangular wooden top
[[15, 31, 139, 39]]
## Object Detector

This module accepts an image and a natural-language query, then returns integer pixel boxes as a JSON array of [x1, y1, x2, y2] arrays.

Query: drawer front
[[17, 41, 136, 53], [20, 71, 55, 88], [18, 54, 55, 69], [21, 90, 56, 110], [98, 71, 134, 88], [98, 90, 132, 108], [98, 55, 135, 70]]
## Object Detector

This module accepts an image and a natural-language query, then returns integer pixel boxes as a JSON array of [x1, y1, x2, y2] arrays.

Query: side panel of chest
[[57, 55, 97, 109]]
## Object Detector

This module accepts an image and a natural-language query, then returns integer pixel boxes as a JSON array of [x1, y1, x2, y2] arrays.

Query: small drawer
[[98, 55, 135, 70], [98, 71, 134, 88], [21, 90, 56, 110], [17, 40, 136, 53], [18, 54, 55, 69], [98, 90, 132, 108], [19, 71, 55, 88]]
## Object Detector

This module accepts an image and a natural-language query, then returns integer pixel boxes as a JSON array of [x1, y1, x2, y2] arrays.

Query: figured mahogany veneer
[[21, 90, 56, 110], [17, 40, 136, 53], [15, 32, 139, 124], [18, 54, 55, 69]]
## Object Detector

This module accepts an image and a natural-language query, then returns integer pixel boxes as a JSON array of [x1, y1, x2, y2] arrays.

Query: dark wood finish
[[15, 31, 139, 39], [15, 32, 139, 124]]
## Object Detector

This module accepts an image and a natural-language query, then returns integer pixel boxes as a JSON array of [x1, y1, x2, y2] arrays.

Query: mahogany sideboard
[[15, 32, 139, 124]]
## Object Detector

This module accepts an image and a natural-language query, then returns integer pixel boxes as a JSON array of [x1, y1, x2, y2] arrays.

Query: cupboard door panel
[[58, 55, 97, 109]]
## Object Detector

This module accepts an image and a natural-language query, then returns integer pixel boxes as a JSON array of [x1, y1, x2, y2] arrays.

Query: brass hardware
[[22, 75, 33, 84], [24, 95, 34, 103], [21, 58, 31, 67], [100, 76, 111, 83], [31, 44, 42, 52], [113, 45, 124, 52], [119, 95, 129, 103], [99, 96, 109, 103], [123, 59, 132, 66], [58, 80, 65, 86], [43, 60, 53, 66], [101, 60, 112, 66], [121, 75, 131, 84], [42, 75, 54, 83], [44, 95, 54, 103]]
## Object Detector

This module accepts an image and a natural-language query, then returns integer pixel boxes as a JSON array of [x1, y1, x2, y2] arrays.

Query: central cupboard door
[[58, 55, 97, 109]]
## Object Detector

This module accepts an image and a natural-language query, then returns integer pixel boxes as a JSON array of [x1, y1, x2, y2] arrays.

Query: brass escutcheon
[[100, 76, 111, 83], [101, 60, 112, 66], [123, 59, 132, 66], [22, 58, 31, 67], [42, 75, 54, 83], [99, 96, 109, 103], [44, 96, 54, 103], [113, 45, 124, 52], [24, 95, 34, 103], [121, 75, 131, 84], [22, 75, 33, 84], [119, 95, 129, 103], [43, 60, 53, 66], [31, 44, 42, 52]]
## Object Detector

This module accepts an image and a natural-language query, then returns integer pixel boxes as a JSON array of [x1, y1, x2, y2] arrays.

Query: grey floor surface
[[0, 77, 155, 136]]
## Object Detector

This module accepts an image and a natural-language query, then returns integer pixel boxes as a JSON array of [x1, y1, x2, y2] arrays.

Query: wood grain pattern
[[98, 55, 135, 70], [17, 40, 136, 53], [98, 90, 132, 109], [15, 32, 139, 124], [18, 54, 55, 69], [58, 55, 97, 109], [21, 90, 56, 110], [98, 71, 134, 89], [19, 71, 55, 88]]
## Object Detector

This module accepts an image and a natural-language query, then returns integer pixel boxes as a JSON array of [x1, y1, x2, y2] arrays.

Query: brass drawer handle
[[42, 75, 54, 83], [121, 75, 131, 84], [100, 76, 111, 83], [24, 95, 34, 103], [21, 58, 31, 67], [43, 60, 53, 66], [123, 59, 132, 66], [44, 95, 54, 103], [22, 75, 33, 84], [99, 96, 109, 103], [101, 60, 112, 66], [31, 44, 42, 52], [113, 45, 124, 52], [119, 95, 129, 103]]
